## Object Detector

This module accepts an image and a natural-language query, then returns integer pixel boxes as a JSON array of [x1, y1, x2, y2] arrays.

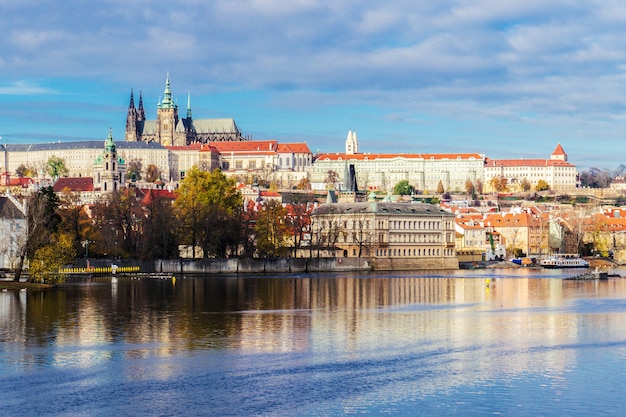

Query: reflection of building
[[125, 75, 244, 146], [311, 202, 458, 270], [309, 130, 485, 193]]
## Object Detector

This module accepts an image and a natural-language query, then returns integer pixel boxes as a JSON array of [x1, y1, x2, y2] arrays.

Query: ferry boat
[[540, 254, 589, 269]]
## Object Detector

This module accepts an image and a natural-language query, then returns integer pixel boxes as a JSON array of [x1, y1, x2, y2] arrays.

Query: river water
[[2, 269, 626, 416]]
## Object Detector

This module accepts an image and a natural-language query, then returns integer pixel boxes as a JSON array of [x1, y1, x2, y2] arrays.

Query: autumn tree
[[489, 176, 509, 193], [141, 192, 178, 259], [57, 189, 91, 256], [285, 200, 313, 257], [465, 179, 476, 198], [325, 170, 339, 190], [28, 232, 76, 284], [436, 180, 445, 194], [145, 164, 161, 183], [15, 164, 28, 178], [536, 179, 550, 191], [126, 159, 142, 182], [14, 186, 62, 281], [46, 155, 69, 179], [296, 177, 311, 190], [91, 188, 143, 257], [255, 200, 290, 257], [521, 178, 531, 192], [174, 167, 242, 258]]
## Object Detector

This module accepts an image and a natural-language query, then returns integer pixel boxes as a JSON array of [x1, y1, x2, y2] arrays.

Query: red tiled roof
[[210, 140, 278, 154], [552, 143, 567, 156], [315, 152, 483, 161], [277, 143, 312, 154], [484, 158, 574, 167], [53, 177, 94, 192]]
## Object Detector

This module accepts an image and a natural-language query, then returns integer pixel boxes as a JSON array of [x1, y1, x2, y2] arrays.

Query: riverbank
[[0, 280, 55, 291]]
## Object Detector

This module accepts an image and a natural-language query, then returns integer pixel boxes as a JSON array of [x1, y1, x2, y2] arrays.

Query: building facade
[[484, 144, 577, 192], [311, 202, 458, 270], [0, 194, 27, 269], [308, 131, 485, 193], [125, 75, 245, 146]]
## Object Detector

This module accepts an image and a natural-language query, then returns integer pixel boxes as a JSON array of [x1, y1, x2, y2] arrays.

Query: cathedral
[[125, 75, 245, 146]]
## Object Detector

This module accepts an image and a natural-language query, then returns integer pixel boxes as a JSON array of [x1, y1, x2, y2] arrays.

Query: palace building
[[125, 74, 245, 146]]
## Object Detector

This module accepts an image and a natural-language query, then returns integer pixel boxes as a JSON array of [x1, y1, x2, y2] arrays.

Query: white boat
[[540, 254, 589, 269]]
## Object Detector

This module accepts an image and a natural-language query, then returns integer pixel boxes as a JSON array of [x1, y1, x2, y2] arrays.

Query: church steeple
[[125, 89, 138, 142], [129, 88, 135, 109], [159, 72, 176, 109], [138, 90, 145, 121], [186, 90, 192, 120]]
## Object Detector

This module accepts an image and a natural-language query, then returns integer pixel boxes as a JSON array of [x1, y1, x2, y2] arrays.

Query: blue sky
[[2, 1, 626, 170]]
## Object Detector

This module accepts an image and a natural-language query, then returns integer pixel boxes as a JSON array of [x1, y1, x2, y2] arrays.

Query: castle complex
[[125, 75, 244, 146]]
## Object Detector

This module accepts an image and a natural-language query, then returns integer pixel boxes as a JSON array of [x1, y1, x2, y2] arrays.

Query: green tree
[[174, 167, 242, 258], [536, 179, 550, 191], [394, 180, 414, 196], [255, 200, 290, 257], [46, 155, 69, 179]]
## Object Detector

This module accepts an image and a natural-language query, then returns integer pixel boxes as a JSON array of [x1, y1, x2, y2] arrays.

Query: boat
[[540, 254, 589, 269]]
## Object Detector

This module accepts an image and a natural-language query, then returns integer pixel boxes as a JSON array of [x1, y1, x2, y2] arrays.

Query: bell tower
[[156, 73, 178, 146], [102, 128, 121, 192]]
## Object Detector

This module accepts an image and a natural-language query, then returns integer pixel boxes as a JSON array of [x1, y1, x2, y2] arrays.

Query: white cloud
[[0, 81, 57, 95]]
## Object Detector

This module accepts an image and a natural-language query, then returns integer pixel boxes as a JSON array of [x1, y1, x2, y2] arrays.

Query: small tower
[[98, 128, 125, 192], [156, 72, 178, 146], [345, 129, 358, 155], [551, 143, 568, 161]]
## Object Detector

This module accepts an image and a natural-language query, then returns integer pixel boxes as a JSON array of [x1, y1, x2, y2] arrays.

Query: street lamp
[[81, 240, 92, 258]]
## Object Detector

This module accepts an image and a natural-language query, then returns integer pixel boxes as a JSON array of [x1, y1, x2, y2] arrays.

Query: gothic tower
[[156, 73, 178, 146], [125, 89, 139, 142]]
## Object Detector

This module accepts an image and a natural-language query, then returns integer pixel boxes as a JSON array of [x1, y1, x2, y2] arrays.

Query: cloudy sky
[[2, 1, 626, 169]]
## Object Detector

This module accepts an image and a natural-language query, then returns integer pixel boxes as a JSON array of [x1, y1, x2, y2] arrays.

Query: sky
[[1, 1, 626, 170]]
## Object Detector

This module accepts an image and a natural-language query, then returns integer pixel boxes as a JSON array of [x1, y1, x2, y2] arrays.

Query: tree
[[436, 180, 445, 194], [126, 159, 142, 182], [465, 179, 476, 198], [475, 178, 483, 195], [394, 180, 414, 196], [325, 170, 338, 190], [141, 193, 178, 259], [57, 189, 90, 256], [174, 167, 242, 258], [145, 164, 161, 182], [489, 176, 509, 193], [255, 200, 290, 257], [296, 177, 311, 190], [536, 179, 550, 191], [286, 200, 313, 257], [46, 155, 69, 179], [15, 164, 28, 178], [28, 233, 76, 284], [521, 178, 531, 192], [14, 186, 62, 281]]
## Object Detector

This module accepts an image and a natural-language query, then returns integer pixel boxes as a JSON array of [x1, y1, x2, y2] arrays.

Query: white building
[[484, 144, 577, 192], [309, 131, 485, 193], [0, 194, 27, 270]]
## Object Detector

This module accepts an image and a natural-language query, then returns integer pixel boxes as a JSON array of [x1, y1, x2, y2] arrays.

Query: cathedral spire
[[138, 90, 145, 120], [129, 88, 135, 109], [160, 72, 175, 109], [186, 90, 192, 120]]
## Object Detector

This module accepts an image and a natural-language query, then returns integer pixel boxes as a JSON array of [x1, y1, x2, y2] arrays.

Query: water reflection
[[2, 272, 626, 416]]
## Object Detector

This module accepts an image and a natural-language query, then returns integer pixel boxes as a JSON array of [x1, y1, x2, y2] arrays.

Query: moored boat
[[540, 254, 589, 269]]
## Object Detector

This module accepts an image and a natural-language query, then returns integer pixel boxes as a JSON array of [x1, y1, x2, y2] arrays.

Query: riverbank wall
[[74, 257, 374, 274]]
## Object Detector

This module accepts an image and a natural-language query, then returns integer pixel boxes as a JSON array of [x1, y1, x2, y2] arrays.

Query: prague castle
[[125, 74, 245, 146]]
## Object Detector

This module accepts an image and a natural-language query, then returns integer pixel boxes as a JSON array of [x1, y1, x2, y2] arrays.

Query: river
[[2, 269, 626, 416]]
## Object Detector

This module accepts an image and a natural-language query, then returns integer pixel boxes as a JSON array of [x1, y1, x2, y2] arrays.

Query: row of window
[[375, 248, 455, 257]]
